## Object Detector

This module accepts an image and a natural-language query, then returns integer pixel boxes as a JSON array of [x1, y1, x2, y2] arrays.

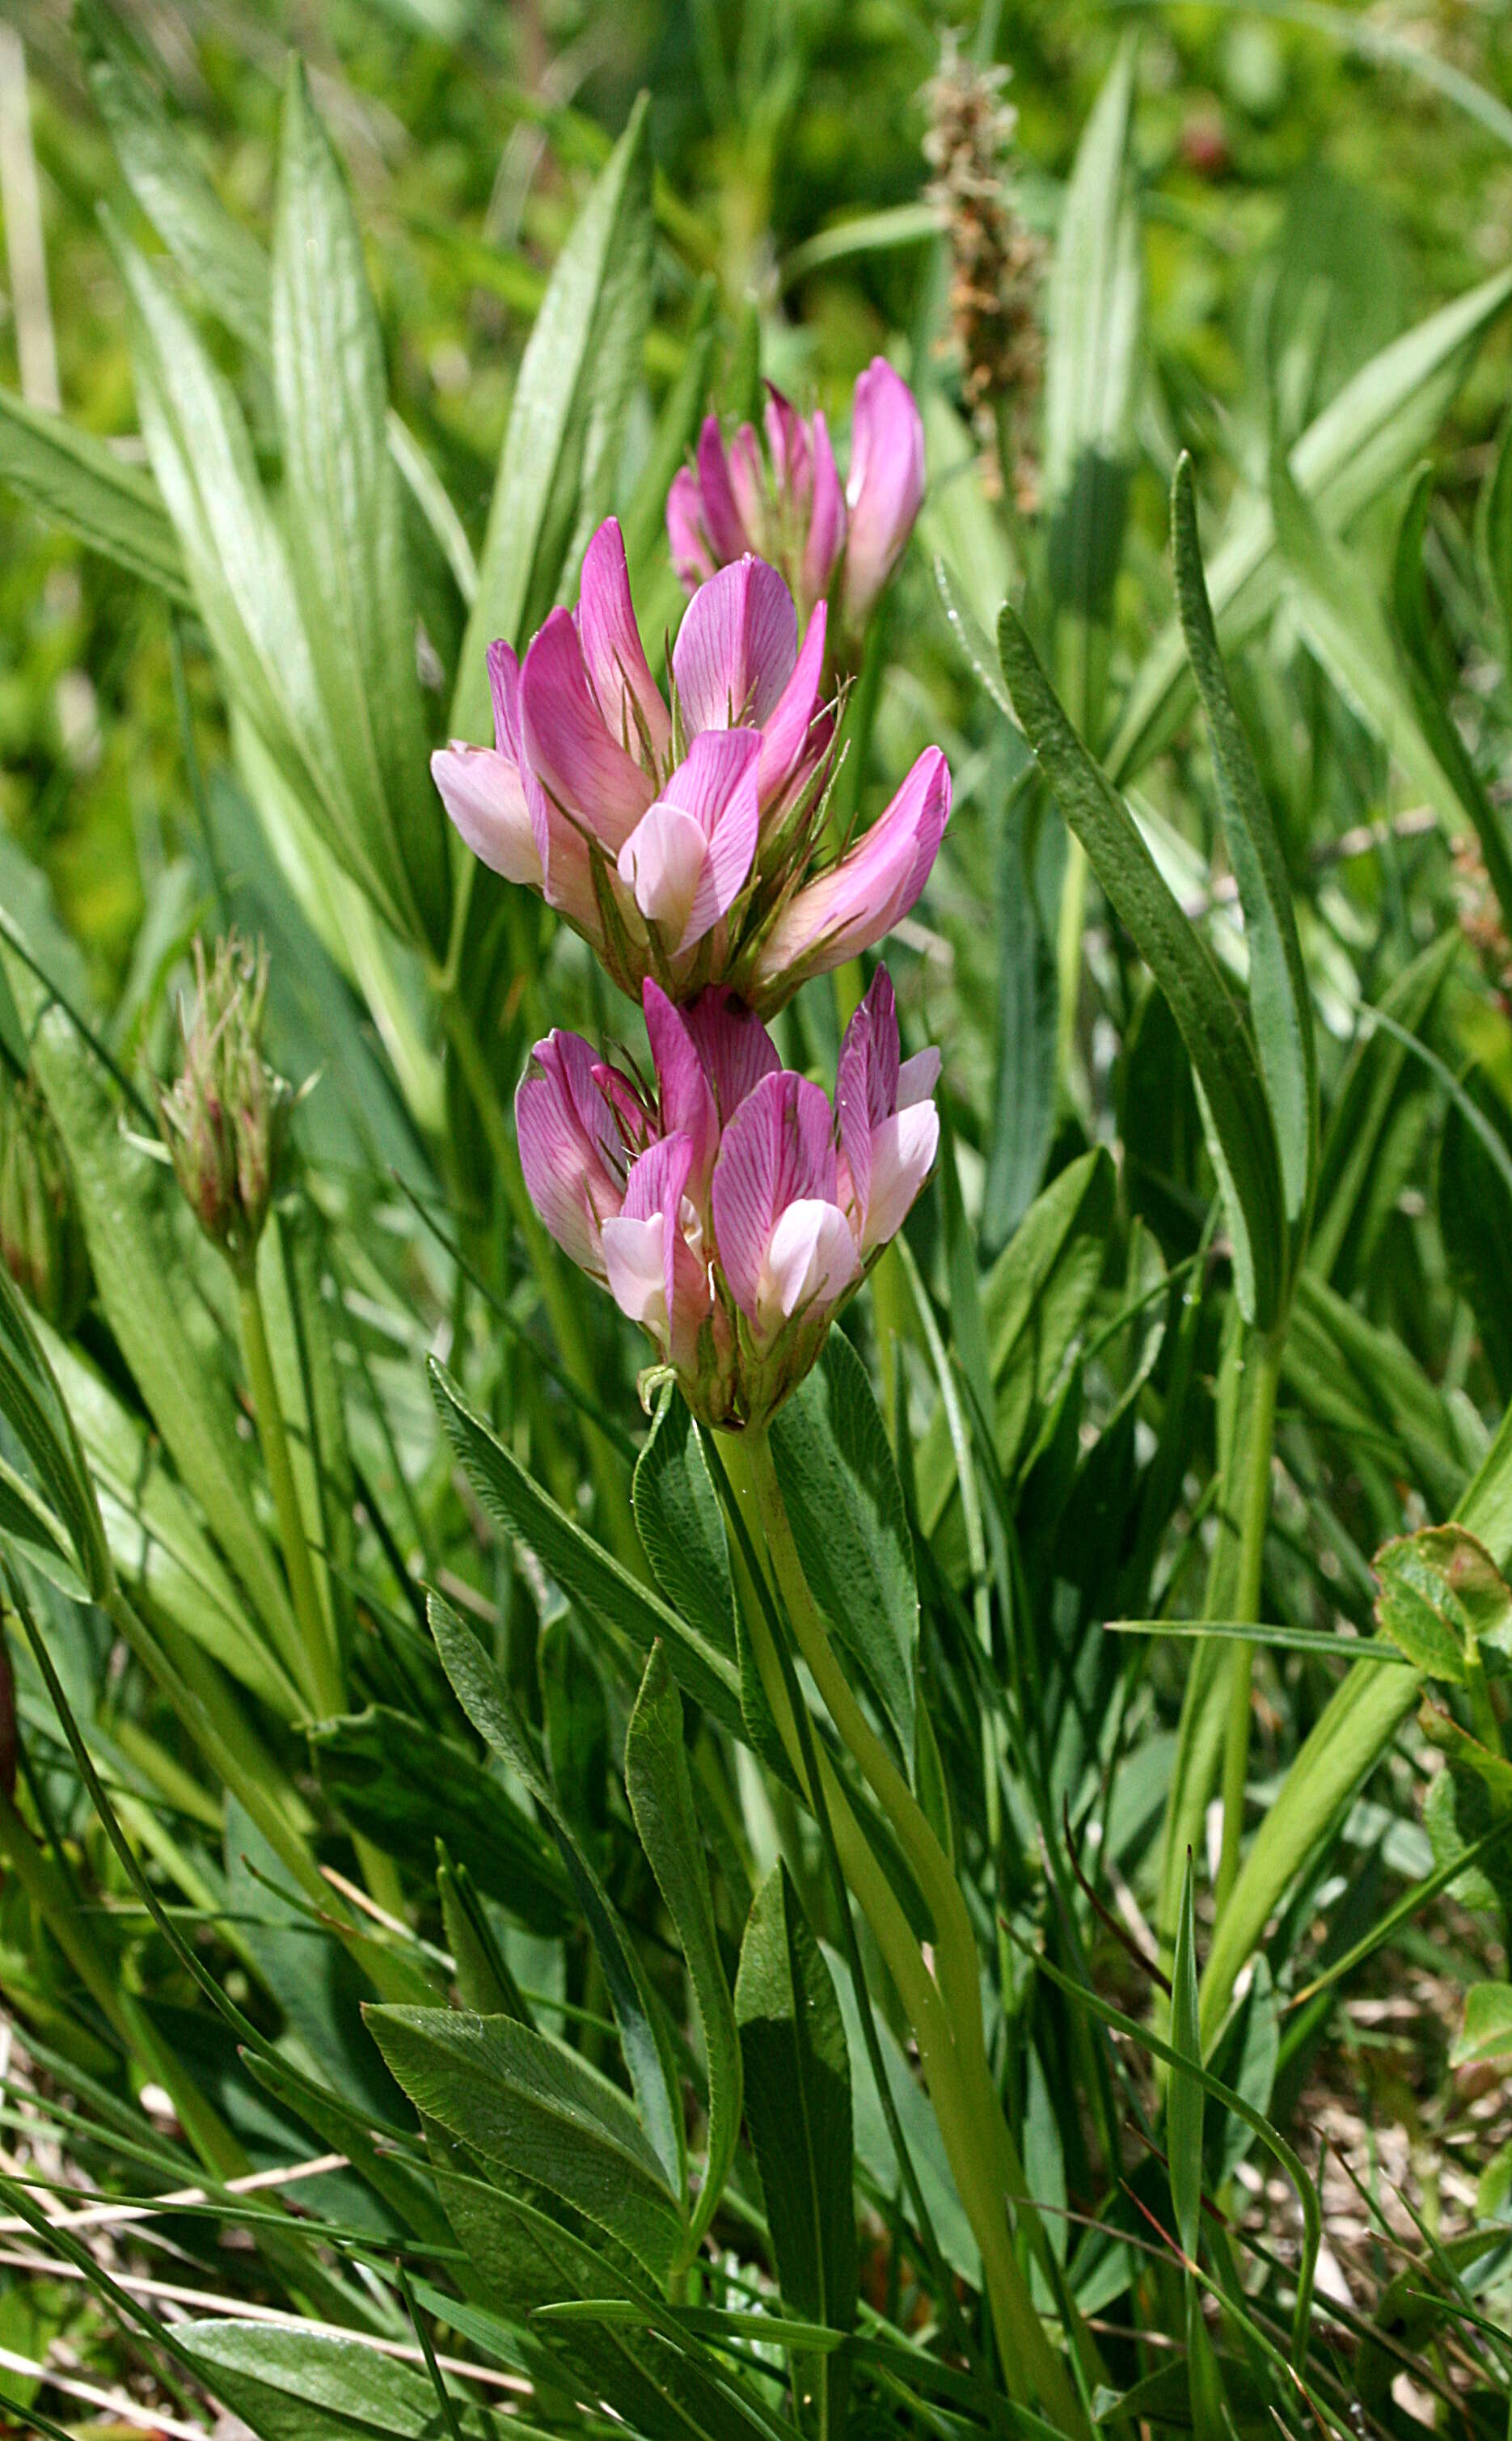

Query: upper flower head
[[668, 359, 926, 647], [514, 969, 937, 1429], [432, 517, 950, 1015]]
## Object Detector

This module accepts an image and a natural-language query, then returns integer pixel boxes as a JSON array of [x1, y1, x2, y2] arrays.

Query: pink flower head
[[434, 519, 853, 1011], [668, 360, 924, 647], [514, 969, 937, 1428]]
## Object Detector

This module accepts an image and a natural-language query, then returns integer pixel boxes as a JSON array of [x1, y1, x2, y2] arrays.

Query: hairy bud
[[157, 935, 292, 1274], [0, 1073, 91, 1332]]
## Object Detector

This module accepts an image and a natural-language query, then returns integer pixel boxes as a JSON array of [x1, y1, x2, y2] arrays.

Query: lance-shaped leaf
[[179, 2320, 491, 2441], [1042, 35, 1142, 627], [0, 1261, 110, 1603], [1172, 454, 1316, 1231], [453, 95, 653, 737], [369, 2007, 686, 2284], [736, 1865, 856, 2439], [0, 390, 188, 599], [429, 1594, 685, 2200], [998, 608, 1287, 1328], [1109, 265, 1512, 781], [1167, 1852, 1205, 2265], [272, 64, 450, 964], [625, 1644, 741, 2246], [632, 1383, 737, 1660]]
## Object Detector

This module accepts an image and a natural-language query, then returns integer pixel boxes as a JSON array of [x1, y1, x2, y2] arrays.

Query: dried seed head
[[0, 1072, 91, 1332], [923, 36, 1044, 506], [157, 935, 292, 1274]]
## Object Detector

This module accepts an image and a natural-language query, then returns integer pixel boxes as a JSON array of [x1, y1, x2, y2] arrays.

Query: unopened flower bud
[[0, 1074, 91, 1332], [157, 935, 292, 1274]]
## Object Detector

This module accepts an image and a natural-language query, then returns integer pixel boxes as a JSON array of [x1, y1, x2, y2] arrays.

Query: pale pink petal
[[660, 728, 762, 941], [755, 599, 828, 808], [897, 1046, 941, 1108], [673, 558, 799, 737], [607, 1132, 708, 1365], [764, 1197, 858, 1325], [617, 801, 708, 946], [753, 746, 950, 996], [695, 416, 752, 563], [602, 1214, 669, 1335], [710, 1070, 838, 1324], [800, 409, 847, 614], [432, 745, 543, 888], [577, 517, 673, 764], [679, 987, 780, 1124], [842, 358, 925, 630], [521, 608, 655, 849], [668, 467, 716, 595], [858, 1101, 938, 1255]]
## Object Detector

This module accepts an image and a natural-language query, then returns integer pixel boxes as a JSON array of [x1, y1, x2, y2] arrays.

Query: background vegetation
[[2, 2, 1512, 2436]]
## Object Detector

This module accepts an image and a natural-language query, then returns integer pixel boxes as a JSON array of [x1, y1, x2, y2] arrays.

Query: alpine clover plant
[[5, 19, 1512, 2441]]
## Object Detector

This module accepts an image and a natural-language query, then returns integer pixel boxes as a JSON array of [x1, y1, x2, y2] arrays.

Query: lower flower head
[[515, 968, 938, 1430]]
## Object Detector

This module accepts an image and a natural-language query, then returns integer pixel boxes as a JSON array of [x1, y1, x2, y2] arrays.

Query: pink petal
[[753, 746, 950, 997], [755, 598, 828, 808], [488, 640, 524, 757], [763, 386, 812, 514], [800, 409, 847, 615], [728, 423, 770, 546], [695, 416, 752, 563], [521, 608, 655, 850], [606, 1131, 708, 1365], [577, 517, 673, 764], [710, 1070, 838, 1326], [897, 1046, 941, 1108], [661, 727, 762, 941], [432, 745, 543, 888], [765, 1197, 858, 1326], [842, 358, 925, 631], [857, 1101, 938, 1255], [516, 1032, 623, 1277], [644, 983, 718, 1186], [673, 557, 799, 737], [525, 756, 608, 945], [667, 467, 716, 595], [678, 986, 780, 1125], [602, 1213, 668, 1334]]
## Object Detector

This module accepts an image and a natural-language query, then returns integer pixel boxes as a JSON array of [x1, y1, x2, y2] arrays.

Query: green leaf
[[769, 1329, 918, 1764], [1042, 35, 1142, 623], [1172, 454, 1316, 1228], [1372, 1526, 1512, 1684], [1438, 1075, 1512, 1400], [0, 390, 188, 598], [736, 1865, 856, 2438], [1167, 1852, 1205, 2263], [621, 276, 718, 582], [272, 64, 450, 964], [177, 2321, 485, 2441], [625, 1644, 741, 2247], [1451, 1983, 1512, 2067], [1483, 411, 1512, 669], [1311, 927, 1459, 1284], [983, 780, 1061, 1252], [632, 1383, 737, 1661], [435, 1843, 534, 2022], [453, 96, 653, 736], [0, 1240, 109, 1603], [430, 1359, 742, 1734], [998, 610, 1286, 1328], [84, 6, 271, 358], [428, 1593, 685, 2197], [307, 1707, 574, 1931], [369, 2008, 686, 2283], [1269, 444, 1464, 834], [1109, 265, 1512, 782]]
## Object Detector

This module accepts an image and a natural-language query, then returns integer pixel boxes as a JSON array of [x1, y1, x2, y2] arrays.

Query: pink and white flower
[[432, 517, 948, 1014], [514, 969, 939, 1428], [668, 358, 926, 644]]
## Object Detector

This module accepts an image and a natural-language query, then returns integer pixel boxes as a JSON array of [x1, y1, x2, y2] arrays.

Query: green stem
[[236, 1271, 343, 1719], [1214, 1334, 1282, 1914], [440, 988, 640, 1573], [720, 1427, 1089, 2435]]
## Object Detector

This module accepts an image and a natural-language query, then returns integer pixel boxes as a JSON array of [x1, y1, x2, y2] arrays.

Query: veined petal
[[756, 598, 828, 808], [800, 409, 847, 615], [432, 745, 543, 888], [668, 467, 716, 594], [711, 1069, 838, 1326], [644, 983, 718, 1186], [728, 423, 770, 547], [577, 517, 673, 764], [661, 728, 762, 943], [521, 607, 655, 849], [487, 640, 524, 758], [695, 416, 752, 563], [679, 986, 780, 1125], [763, 386, 813, 516], [753, 745, 950, 998], [673, 557, 798, 736], [842, 358, 925, 630], [764, 1197, 858, 1326], [857, 1101, 938, 1255], [516, 1032, 623, 1277], [617, 801, 708, 947]]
